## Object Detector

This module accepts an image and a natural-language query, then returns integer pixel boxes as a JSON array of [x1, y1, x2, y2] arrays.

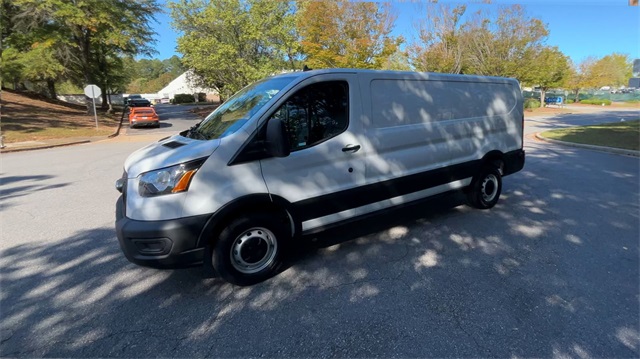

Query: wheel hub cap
[[481, 174, 498, 202], [230, 227, 277, 274]]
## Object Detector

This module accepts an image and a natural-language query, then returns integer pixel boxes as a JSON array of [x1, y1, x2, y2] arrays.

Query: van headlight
[[138, 158, 206, 197]]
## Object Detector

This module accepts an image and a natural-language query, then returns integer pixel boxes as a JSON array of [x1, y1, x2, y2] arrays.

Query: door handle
[[342, 144, 361, 153]]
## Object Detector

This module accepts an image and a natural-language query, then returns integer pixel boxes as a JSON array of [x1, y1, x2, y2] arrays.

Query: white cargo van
[[115, 69, 525, 285]]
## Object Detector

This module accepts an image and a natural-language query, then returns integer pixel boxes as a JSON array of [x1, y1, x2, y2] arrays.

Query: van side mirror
[[265, 118, 290, 157]]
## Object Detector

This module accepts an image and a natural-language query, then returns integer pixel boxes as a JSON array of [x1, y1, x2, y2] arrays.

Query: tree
[[170, 0, 300, 100], [11, 0, 159, 107], [521, 46, 569, 106], [382, 49, 412, 71], [163, 55, 186, 77], [588, 53, 632, 88], [564, 57, 596, 102], [408, 3, 549, 81], [410, 4, 467, 73], [463, 5, 548, 79], [296, 1, 403, 69], [18, 41, 67, 98], [0, 48, 24, 89]]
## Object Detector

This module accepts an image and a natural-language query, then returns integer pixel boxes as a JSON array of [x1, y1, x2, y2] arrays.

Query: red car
[[129, 107, 159, 128]]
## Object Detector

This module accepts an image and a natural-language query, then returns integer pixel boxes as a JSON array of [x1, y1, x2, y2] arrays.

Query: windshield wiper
[[186, 122, 206, 140]]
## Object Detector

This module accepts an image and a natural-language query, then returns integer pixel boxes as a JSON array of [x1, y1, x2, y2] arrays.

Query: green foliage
[[173, 93, 196, 104], [382, 49, 412, 71], [124, 56, 186, 93], [588, 53, 633, 88], [524, 98, 540, 109], [0, 48, 24, 88], [5, 0, 159, 103], [410, 4, 467, 73], [580, 99, 612, 106], [565, 99, 574, 104], [170, 0, 300, 100], [409, 4, 550, 80], [522, 47, 569, 89], [296, 1, 403, 69], [57, 81, 84, 94]]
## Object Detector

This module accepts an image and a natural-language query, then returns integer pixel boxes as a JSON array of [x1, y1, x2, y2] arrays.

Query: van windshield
[[187, 76, 297, 140]]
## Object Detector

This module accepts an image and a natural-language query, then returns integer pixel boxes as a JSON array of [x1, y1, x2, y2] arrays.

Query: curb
[[535, 133, 640, 157], [0, 140, 92, 153]]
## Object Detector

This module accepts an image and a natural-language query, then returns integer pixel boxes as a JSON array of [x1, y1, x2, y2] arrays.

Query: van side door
[[260, 75, 364, 232]]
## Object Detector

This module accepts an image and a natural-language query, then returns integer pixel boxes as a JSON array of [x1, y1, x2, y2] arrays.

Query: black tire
[[211, 212, 289, 286], [466, 166, 502, 209]]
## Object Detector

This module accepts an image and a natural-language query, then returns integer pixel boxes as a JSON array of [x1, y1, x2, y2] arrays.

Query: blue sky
[[149, 0, 639, 65]]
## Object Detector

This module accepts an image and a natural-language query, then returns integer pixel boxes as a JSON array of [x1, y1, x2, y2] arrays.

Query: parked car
[[128, 107, 159, 128], [128, 99, 153, 108], [125, 94, 142, 105], [115, 69, 525, 286]]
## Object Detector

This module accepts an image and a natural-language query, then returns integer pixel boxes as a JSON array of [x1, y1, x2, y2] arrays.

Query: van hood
[[124, 135, 220, 178]]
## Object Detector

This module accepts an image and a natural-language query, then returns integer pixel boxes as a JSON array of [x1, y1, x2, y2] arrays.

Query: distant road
[[123, 104, 210, 136]]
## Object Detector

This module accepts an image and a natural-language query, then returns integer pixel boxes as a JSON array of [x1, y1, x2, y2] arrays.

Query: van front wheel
[[467, 167, 502, 209], [212, 213, 288, 286]]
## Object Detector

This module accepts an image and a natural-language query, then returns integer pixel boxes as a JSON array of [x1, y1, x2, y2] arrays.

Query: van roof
[[272, 68, 518, 85]]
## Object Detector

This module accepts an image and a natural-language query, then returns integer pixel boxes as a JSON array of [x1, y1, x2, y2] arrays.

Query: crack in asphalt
[[451, 313, 494, 356]]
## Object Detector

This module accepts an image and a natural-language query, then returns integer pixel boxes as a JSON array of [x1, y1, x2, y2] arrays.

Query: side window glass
[[270, 81, 349, 152]]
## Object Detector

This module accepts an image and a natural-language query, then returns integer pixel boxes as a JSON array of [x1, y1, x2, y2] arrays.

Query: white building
[[157, 70, 219, 102]]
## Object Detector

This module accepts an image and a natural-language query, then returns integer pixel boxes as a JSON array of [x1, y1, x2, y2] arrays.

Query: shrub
[[565, 99, 574, 104], [580, 98, 611, 106], [197, 92, 207, 102], [524, 98, 541, 109], [173, 93, 195, 104]]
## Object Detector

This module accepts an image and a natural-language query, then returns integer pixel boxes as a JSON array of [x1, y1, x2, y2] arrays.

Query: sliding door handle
[[342, 144, 361, 153]]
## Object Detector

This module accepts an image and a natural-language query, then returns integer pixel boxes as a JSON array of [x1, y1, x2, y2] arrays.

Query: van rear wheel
[[211, 213, 288, 286], [467, 167, 502, 209]]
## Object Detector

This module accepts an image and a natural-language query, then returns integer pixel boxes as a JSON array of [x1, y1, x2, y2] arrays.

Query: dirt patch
[[1, 90, 120, 143]]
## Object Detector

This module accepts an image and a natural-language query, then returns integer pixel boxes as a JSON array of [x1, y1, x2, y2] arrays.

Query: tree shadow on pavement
[[1, 143, 639, 358]]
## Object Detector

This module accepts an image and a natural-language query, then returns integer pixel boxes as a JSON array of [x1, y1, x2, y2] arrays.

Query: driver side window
[[270, 81, 349, 152]]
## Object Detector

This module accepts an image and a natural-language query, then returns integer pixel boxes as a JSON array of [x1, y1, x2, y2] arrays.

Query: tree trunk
[[540, 88, 546, 108], [46, 79, 56, 99], [101, 86, 109, 110], [106, 88, 113, 114], [573, 89, 580, 103]]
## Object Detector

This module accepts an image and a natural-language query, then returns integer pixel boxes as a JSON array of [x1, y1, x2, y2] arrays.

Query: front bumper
[[115, 195, 209, 268]]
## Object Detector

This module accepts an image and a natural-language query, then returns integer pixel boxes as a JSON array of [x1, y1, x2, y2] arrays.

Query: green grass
[[580, 98, 612, 106], [539, 120, 640, 151]]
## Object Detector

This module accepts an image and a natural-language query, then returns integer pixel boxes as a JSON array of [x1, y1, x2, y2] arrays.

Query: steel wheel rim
[[481, 174, 498, 202], [230, 227, 278, 274]]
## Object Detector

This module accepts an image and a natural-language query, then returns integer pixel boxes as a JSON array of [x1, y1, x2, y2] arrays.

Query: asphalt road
[[1, 108, 638, 358], [124, 104, 205, 136]]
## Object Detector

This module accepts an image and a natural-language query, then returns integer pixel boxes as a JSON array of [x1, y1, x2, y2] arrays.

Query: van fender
[[462, 151, 504, 195], [480, 150, 505, 175], [196, 194, 300, 250]]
